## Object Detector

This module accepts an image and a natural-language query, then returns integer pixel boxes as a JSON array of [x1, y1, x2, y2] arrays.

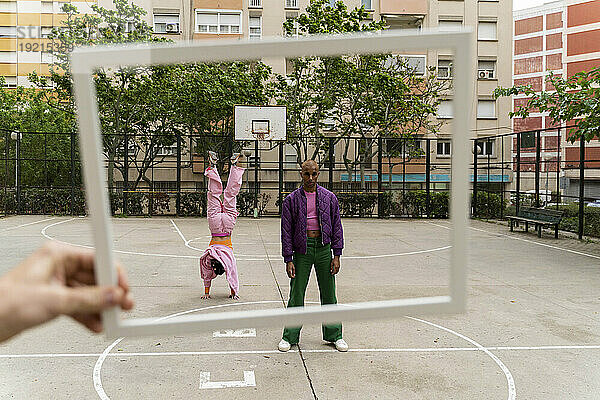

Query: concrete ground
[[0, 215, 599, 399]]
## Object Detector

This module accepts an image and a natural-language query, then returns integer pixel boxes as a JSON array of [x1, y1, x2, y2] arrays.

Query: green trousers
[[282, 237, 342, 344]]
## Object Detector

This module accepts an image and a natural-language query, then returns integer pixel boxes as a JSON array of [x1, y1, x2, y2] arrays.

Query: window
[[475, 139, 495, 156], [0, 2, 16, 12], [478, 22, 497, 40], [520, 132, 535, 148], [285, 14, 299, 37], [400, 56, 426, 75], [438, 20, 462, 32], [249, 0, 262, 7], [437, 100, 453, 118], [478, 60, 496, 79], [153, 181, 177, 191], [361, 0, 373, 10], [437, 140, 451, 156], [437, 59, 452, 79], [154, 14, 180, 34], [284, 145, 297, 166], [156, 145, 177, 156], [123, 21, 136, 33], [248, 156, 260, 168], [285, 0, 298, 8], [0, 26, 16, 38], [41, 27, 53, 38], [384, 139, 404, 156], [323, 117, 336, 131], [41, 1, 53, 13], [249, 16, 261, 39], [0, 51, 16, 63], [477, 100, 496, 119], [1, 76, 16, 88], [196, 11, 241, 34]]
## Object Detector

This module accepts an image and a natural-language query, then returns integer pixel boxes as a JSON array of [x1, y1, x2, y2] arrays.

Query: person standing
[[278, 159, 348, 352]]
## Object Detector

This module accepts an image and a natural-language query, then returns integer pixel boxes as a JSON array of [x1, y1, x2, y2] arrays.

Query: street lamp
[[10, 131, 22, 213]]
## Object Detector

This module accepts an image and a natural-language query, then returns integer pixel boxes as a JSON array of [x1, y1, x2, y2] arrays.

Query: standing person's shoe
[[208, 151, 219, 167], [278, 339, 291, 352], [334, 339, 348, 352]]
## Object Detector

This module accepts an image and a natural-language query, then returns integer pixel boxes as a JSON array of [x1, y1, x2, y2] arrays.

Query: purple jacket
[[281, 184, 344, 263]]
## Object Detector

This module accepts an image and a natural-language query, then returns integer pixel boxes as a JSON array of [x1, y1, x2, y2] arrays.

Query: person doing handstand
[[198, 151, 245, 300]]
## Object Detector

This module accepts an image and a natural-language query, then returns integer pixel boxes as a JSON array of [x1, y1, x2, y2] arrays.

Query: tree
[[493, 67, 600, 142], [28, 0, 172, 191], [275, 0, 449, 189], [173, 62, 271, 174], [0, 81, 76, 190]]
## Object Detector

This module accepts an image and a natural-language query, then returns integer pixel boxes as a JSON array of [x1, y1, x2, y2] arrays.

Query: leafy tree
[[28, 0, 172, 191], [0, 81, 76, 190], [275, 0, 448, 189], [493, 67, 600, 142]]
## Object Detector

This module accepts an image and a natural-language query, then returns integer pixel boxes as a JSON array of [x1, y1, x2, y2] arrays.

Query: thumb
[[56, 286, 124, 315]]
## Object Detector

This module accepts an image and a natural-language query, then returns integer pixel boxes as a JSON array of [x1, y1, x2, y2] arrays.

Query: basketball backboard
[[234, 105, 286, 142]]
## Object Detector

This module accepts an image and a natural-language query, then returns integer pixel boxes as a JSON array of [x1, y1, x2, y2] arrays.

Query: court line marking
[[171, 219, 451, 259], [4, 344, 600, 359], [93, 301, 516, 399], [199, 371, 256, 389], [0, 217, 56, 232], [427, 221, 600, 261], [408, 316, 516, 400], [41, 218, 450, 261]]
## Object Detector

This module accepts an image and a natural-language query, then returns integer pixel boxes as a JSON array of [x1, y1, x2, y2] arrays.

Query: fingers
[[72, 313, 103, 333], [54, 286, 130, 315]]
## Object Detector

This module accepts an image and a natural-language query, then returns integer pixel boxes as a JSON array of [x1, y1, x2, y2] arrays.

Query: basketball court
[[1, 215, 599, 399]]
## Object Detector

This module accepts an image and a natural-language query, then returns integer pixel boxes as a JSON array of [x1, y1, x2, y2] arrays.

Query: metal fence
[[1, 127, 599, 238]]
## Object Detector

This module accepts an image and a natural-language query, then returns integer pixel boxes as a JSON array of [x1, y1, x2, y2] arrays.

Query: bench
[[507, 207, 564, 238]]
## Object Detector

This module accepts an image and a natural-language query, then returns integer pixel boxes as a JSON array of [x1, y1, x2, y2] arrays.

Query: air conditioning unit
[[478, 69, 490, 79], [166, 23, 179, 33]]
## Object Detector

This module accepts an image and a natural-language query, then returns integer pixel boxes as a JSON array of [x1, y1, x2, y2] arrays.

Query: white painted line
[[93, 301, 285, 399], [42, 219, 201, 259], [408, 316, 516, 400], [343, 246, 451, 259], [199, 370, 256, 389], [93, 337, 124, 400], [213, 328, 257, 338], [4, 344, 600, 359], [1, 217, 56, 232], [428, 221, 600, 261]]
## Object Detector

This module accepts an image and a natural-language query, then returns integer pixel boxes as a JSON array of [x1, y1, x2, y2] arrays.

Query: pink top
[[199, 244, 239, 295], [304, 189, 319, 231]]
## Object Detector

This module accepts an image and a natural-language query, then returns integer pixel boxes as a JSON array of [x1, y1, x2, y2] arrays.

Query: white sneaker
[[334, 339, 348, 352], [278, 339, 291, 352]]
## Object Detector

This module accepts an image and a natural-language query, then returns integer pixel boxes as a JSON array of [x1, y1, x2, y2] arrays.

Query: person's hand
[[0, 241, 134, 342], [330, 256, 340, 275], [286, 261, 295, 279]]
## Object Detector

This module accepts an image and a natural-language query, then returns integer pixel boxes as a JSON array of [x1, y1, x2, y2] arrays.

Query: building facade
[[1, 0, 513, 213], [513, 0, 600, 201]]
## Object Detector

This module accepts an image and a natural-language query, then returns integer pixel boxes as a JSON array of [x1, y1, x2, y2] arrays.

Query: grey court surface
[[0, 215, 599, 399]]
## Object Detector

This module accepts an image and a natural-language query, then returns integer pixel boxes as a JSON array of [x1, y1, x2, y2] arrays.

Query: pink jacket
[[199, 244, 239, 295]]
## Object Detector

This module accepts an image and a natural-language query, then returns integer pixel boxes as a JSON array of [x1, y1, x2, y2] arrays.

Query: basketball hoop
[[252, 119, 270, 141]]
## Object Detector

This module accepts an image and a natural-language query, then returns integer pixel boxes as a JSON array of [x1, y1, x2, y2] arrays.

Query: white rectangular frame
[[70, 29, 472, 338]]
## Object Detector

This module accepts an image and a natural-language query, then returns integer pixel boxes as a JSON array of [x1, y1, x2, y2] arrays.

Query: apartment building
[[513, 0, 600, 199], [1, 0, 513, 212]]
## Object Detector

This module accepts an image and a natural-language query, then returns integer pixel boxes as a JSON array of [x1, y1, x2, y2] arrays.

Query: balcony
[[249, 0, 261, 8], [285, 0, 298, 9], [380, 0, 427, 16]]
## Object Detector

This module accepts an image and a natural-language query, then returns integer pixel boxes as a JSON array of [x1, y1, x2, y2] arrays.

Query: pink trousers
[[205, 165, 245, 236]]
